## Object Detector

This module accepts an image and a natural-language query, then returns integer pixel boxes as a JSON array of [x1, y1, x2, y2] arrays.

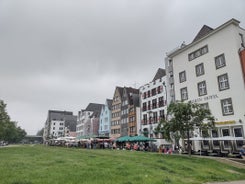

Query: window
[[203, 140, 209, 147], [152, 99, 157, 109], [151, 88, 156, 96], [169, 71, 173, 77], [218, 73, 229, 91], [157, 86, 162, 94], [211, 130, 219, 147], [158, 97, 164, 107], [224, 140, 229, 148], [213, 140, 219, 147], [197, 81, 207, 96], [200, 103, 209, 110], [195, 63, 205, 76], [159, 110, 165, 119], [221, 98, 234, 115], [212, 130, 218, 137], [153, 112, 158, 123], [179, 71, 186, 83], [148, 101, 151, 110], [143, 114, 147, 125], [114, 96, 119, 102], [234, 128, 242, 137], [222, 129, 230, 136], [215, 54, 226, 69], [180, 87, 188, 101], [188, 45, 208, 61], [201, 46, 208, 54], [147, 90, 151, 97], [142, 102, 147, 111]]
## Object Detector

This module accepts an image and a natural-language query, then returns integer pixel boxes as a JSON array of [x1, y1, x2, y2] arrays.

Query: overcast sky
[[0, 0, 245, 135]]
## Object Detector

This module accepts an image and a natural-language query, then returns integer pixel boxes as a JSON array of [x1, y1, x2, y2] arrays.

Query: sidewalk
[[205, 180, 245, 184]]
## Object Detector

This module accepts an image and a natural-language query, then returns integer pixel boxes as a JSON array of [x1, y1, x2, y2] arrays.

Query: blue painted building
[[99, 99, 112, 137]]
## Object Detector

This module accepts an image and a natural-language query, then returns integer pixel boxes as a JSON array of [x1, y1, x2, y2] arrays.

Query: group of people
[[240, 145, 245, 159]]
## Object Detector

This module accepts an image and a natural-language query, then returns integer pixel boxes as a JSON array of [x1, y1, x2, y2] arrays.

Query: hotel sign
[[215, 120, 236, 125], [190, 94, 218, 103]]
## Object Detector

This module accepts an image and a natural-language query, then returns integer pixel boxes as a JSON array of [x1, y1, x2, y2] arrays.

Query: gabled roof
[[125, 87, 139, 95], [85, 103, 103, 117], [123, 87, 139, 106], [130, 93, 140, 107], [115, 86, 124, 98], [106, 99, 113, 110], [152, 68, 166, 81], [192, 25, 213, 42], [167, 18, 240, 58]]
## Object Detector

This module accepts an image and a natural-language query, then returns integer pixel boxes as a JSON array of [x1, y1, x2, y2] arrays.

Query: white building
[[139, 68, 169, 147], [43, 110, 77, 141], [76, 103, 103, 138], [50, 120, 65, 138], [165, 19, 245, 152]]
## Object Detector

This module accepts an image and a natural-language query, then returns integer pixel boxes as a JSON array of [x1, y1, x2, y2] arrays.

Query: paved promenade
[[205, 180, 245, 184], [204, 157, 245, 184]]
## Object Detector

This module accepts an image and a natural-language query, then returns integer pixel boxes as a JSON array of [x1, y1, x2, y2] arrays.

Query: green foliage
[[0, 145, 244, 184], [157, 101, 215, 155], [0, 99, 27, 143]]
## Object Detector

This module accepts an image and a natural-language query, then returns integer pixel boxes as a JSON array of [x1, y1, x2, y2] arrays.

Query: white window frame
[[215, 54, 226, 69], [218, 73, 229, 91], [179, 71, 186, 83], [197, 81, 207, 96], [221, 98, 234, 115], [180, 87, 188, 101], [195, 63, 205, 76]]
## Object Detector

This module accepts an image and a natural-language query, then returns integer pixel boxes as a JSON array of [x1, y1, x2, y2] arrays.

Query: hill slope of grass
[[0, 145, 244, 184]]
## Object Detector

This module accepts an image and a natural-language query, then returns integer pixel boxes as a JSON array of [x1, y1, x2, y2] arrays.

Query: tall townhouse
[[165, 19, 245, 151], [121, 87, 140, 137], [139, 68, 168, 147], [76, 103, 103, 138], [111, 87, 123, 139], [128, 94, 141, 137], [43, 110, 77, 141], [99, 99, 113, 137]]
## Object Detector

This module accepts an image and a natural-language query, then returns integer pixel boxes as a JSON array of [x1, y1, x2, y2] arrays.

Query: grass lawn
[[0, 145, 245, 184]]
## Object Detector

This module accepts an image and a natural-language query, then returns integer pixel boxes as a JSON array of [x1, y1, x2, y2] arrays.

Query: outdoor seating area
[[45, 135, 245, 159], [45, 135, 158, 151]]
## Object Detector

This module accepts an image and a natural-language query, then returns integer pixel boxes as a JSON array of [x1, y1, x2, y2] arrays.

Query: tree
[[0, 99, 26, 143], [157, 101, 215, 156]]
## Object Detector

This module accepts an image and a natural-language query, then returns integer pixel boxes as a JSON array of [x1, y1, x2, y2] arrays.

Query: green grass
[[0, 145, 245, 184]]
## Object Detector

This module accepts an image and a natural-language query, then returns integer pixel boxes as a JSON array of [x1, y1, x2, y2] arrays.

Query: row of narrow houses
[[43, 18, 245, 152]]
